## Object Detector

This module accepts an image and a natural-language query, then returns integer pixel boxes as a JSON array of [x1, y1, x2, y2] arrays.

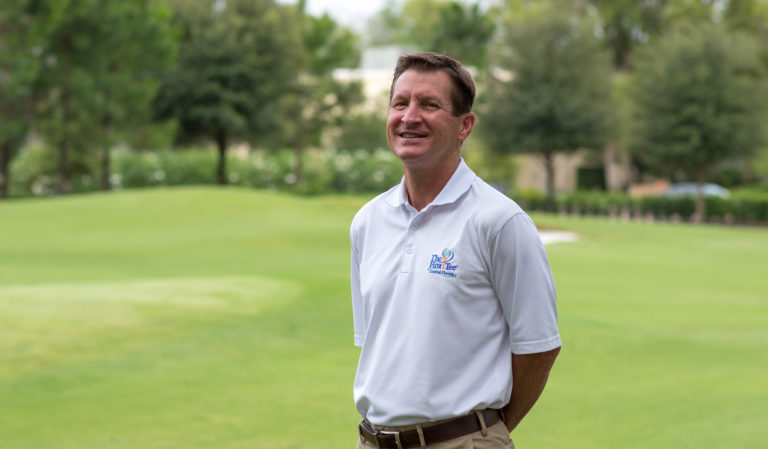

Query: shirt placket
[[400, 207, 421, 274]]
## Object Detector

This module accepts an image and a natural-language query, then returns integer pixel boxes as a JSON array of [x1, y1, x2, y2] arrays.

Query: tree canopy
[[629, 23, 767, 217], [0, 0, 68, 197], [153, 0, 302, 185], [272, 4, 363, 186], [29, 0, 175, 194], [367, 0, 494, 68], [481, 6, 612, 206]]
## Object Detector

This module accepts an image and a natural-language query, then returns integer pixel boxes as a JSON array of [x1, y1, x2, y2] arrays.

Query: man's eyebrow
[[419, 95, 443, 103], [392, 93, 443, 102]]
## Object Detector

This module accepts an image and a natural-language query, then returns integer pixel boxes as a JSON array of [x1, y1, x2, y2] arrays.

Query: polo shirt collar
[[386, 158, 476, 209]]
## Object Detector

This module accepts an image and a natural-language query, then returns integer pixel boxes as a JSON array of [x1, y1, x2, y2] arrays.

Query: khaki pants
[[356, 416, 514, 449]]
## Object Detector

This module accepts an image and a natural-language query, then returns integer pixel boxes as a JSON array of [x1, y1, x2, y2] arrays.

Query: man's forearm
[[502, 347, 561, 432]]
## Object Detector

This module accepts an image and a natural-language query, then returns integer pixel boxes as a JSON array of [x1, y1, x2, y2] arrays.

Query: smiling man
[[350, 53, 561, 449]]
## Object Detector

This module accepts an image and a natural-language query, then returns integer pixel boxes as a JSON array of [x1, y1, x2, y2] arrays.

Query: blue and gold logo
[[428, 248, 458, 278]]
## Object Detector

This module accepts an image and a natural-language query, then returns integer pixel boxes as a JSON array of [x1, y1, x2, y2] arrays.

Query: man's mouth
[[399, 132, 427, 138]]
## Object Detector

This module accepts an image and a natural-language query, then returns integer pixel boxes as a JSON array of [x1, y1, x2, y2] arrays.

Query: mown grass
[[0, 187, 766, 449]]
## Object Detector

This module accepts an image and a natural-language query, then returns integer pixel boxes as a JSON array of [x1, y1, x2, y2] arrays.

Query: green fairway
[[1, 187, 766, 449]]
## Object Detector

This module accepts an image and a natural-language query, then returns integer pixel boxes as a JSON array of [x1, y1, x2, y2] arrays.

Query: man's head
[[390, 52, 476, 117], [386, 53, 476, 169]]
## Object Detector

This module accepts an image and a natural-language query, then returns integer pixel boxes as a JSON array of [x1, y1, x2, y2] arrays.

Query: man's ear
[[459, 112, 475, 141]]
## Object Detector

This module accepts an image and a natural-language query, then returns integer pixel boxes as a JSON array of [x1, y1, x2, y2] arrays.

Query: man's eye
[[424, 103, 439, 110], [392, 102, 407, 109]]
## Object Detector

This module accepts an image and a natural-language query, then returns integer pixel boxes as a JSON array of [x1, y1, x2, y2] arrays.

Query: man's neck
[[403, 156, 461, 212]]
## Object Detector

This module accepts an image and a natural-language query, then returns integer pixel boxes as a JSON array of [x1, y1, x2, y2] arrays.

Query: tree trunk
[[100, 144, 111, 191], [57, 136, 71, 195], [0, 140, 11, 199], [543, 151, 555, 211], [216, 131, 228, 185], [293, 145, 303, 187], [58, 94, 72, 195], [100, 116, 113, 191], [695, 168, 706, 223]]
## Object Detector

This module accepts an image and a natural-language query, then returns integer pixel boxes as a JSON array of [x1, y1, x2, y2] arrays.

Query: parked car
[[663, 182, 731, 199]]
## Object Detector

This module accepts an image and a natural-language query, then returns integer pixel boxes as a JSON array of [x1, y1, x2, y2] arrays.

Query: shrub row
[[9, 146, 405, 197], [9, 144, 767, 224], [113, 147, 405, 194], [513, 190, 768, 224], [113, 150, 402, 194]]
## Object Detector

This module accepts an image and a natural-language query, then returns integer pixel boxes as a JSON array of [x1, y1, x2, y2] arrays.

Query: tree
[[33, 0, 104, 194], [0, 0, 66, 198], [629, 23, 767, 219], [153, 0, 301, 185], [426, 1, 496, 68], [31, 0, 175, 194], [273, 4, 363, 185], [590, 0, 669, 71], [87, 1, 176, 191], [335, 110, 388, 152], [367, 0, 495, 68], [481, 6, 612, 207], [723, 0, 768, 66]]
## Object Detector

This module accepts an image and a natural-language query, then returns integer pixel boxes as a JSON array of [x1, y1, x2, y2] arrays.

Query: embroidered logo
[[427, 248, 458, 278]]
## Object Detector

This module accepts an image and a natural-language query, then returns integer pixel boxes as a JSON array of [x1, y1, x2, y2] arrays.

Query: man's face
[[386, 69, 474, 169]]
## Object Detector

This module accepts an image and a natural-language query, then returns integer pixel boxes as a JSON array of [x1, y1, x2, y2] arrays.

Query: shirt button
[[406, 247, 413, 254], [411, 225, 418, 230]]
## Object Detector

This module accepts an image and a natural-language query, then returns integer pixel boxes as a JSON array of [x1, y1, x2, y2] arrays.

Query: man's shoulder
[[467, 176, 526, 224]]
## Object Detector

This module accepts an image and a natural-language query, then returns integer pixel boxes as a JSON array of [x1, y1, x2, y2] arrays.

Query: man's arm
[[502, 346, 561, 432]]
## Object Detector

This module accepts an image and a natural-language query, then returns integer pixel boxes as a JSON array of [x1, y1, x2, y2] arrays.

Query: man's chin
[[395, 153, 428, 166], [392, 144, 428, 160]]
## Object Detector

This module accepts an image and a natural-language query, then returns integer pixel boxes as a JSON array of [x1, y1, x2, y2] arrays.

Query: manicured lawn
[[0, 187, 766, 448]]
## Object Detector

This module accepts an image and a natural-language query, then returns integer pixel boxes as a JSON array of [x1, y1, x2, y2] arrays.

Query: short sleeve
[[490, 213, 561, 354], [350, 222, 365, 347]]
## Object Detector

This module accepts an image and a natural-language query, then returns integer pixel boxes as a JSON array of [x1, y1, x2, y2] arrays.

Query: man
[[350, 52, 561, 449]]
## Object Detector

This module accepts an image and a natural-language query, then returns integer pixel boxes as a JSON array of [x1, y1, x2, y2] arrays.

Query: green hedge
[[9, 141, 98, 196], [10, 144, 767, 225], [9, 146, 405, 197], [512, 190, 768, 224], [112, 147, 404, 194]]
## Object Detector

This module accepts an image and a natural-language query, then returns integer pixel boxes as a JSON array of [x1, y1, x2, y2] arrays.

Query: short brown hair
[[390, 52, 476, 116]]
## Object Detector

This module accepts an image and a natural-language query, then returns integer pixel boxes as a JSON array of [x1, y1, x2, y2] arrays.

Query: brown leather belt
[[358, 409, 503, 449]]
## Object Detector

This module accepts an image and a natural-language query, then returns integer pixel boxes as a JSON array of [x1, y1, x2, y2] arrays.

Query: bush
[[512, 189, 548, 212], [110, 147, 403, 195], [326, 149, 402, 193], [9, 141, 99, 196], [516, 189, 767, 225], [638, 196, 695, 220], [553, 191, 632, 216], [730, 191, 768, 222], [704, 197, 731, 221]]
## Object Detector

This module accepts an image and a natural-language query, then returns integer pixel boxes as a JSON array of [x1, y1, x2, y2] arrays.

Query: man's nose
[[402, 102, 422, 124]]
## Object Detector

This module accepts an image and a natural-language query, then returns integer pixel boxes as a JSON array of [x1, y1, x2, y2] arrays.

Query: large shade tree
[[629, 23, 767, 219], [34, 0, 110, 194], [86, 0, 176, 191], [481, 6, 612, 208], [274, 3, 362, 186], [153, 0, 301, 185], [0, 0, 66, 198], [32, 0, 175, 194]]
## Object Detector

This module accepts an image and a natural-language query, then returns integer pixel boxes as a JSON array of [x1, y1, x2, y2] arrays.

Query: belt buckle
[[375, 429, 404, 449]]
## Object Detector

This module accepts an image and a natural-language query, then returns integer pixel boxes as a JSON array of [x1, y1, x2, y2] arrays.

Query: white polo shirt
[[350, 159, 561, 426]]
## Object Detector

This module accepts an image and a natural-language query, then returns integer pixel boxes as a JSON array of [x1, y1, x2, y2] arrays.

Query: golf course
[[0, 187, 766, 448]]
